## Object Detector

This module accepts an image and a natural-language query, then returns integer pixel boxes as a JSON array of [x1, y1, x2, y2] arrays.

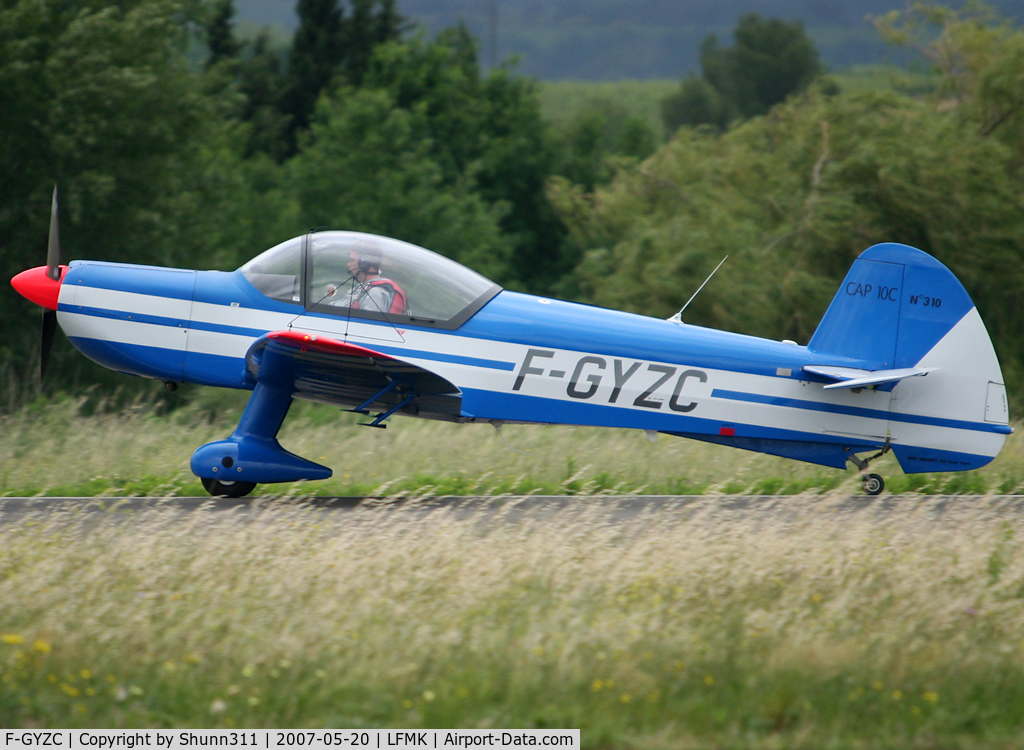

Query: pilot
[[327, 244, 408, 315]]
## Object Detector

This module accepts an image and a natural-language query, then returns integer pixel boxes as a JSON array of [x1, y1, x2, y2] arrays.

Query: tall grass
[[1, 492, 1023, 746], [1, 392, 1022, 498]]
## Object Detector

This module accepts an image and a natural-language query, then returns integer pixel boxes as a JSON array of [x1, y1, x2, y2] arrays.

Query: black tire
[[201, 477, 257, 498], [862, 473, 884, 496]]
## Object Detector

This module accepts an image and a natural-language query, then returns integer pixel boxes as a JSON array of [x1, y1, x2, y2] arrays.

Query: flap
[[245, 330, 461, 419], [803, 364, 938, 390]]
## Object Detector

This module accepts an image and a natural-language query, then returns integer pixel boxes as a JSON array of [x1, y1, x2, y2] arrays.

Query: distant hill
[[234, 0, 1024, 80]]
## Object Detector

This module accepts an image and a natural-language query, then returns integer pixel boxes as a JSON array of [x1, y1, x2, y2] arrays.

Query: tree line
[[4, 0, 1024, 411], [556, 4, 1024, 408], [394, 0, 1024, 79]]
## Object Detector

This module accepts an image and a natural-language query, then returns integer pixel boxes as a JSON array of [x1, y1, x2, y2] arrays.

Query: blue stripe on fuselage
[[358, 343, 514, 371], [58, 303, 270, 339], [64, 264, 1003, 437], [713, 388, 1013, 435]]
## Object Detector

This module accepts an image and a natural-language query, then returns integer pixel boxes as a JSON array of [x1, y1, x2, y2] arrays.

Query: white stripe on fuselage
[[57, 283, 190, 351], [190, 300, 294, 335], [59, 312, 189, 351], [59, 287, 1001, 456], [65, 285, 192, 321]]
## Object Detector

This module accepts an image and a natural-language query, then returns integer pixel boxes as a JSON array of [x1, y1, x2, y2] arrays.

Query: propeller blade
[[46, 185, 60, 281], [40, 309, 57, 380]]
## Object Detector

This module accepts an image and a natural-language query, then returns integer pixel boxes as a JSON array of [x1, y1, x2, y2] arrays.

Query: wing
[[246, 330, 462, 423], [802, 364, 938, 390]]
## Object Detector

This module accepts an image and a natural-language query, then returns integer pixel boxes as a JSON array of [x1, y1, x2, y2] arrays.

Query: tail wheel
[[862, 473, 884, 496], [201, 477, 257, 498]]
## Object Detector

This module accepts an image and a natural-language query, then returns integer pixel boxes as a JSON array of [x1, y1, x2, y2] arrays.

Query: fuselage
[[53, 258, 1011, 473]]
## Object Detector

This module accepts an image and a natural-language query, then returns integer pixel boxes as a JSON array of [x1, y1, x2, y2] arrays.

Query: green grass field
[[1, 491, 1023, 745], [1, 391, 1021, 499], [2, 396, 1024, 744]]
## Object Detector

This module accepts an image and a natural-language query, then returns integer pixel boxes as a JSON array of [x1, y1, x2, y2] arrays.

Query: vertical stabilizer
[[809, 243, 1009, 473], [808, 243, 975, 369]]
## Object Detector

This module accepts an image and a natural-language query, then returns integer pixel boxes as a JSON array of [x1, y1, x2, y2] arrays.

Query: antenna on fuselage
[[667, 255, 728, 324]]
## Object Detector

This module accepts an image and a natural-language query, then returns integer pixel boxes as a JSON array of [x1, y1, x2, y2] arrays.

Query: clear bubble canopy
[[239, 231, 500, 325]]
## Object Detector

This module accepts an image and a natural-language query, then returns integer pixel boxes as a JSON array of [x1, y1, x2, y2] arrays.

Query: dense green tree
[[662, 13, 821, 133], [696, 34, 741, 117], [204, 0, 241, 70], [279, 0, 405, 154], [352, 27, 568, 290], [876, 2, 1024, 143], [554, 101, 659, 191], [342, 0, 404, 86], [290, 87, 511, 279], [729, 13, 821, 116], [473, 58, 570, 290], [238, 32, 292, 160], [660, 74, 730, 132], [279, 0, 345, 140]]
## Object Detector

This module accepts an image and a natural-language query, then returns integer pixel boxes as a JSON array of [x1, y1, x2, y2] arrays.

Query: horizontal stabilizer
[[803, 364, 938, 390]]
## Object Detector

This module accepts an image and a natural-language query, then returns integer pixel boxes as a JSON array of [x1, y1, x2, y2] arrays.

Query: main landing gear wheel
[[862, 473, 885, 496], [201, 477, 257, 498]]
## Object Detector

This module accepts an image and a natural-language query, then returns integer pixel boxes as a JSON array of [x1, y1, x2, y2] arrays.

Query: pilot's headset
[[355, 242, 383, 275]]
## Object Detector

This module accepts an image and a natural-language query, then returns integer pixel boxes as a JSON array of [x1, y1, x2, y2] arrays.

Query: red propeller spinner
[[11, 264, 66, 310]]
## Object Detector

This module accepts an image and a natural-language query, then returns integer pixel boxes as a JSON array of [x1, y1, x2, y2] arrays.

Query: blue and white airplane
[[12, 191, 1012, 497]]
